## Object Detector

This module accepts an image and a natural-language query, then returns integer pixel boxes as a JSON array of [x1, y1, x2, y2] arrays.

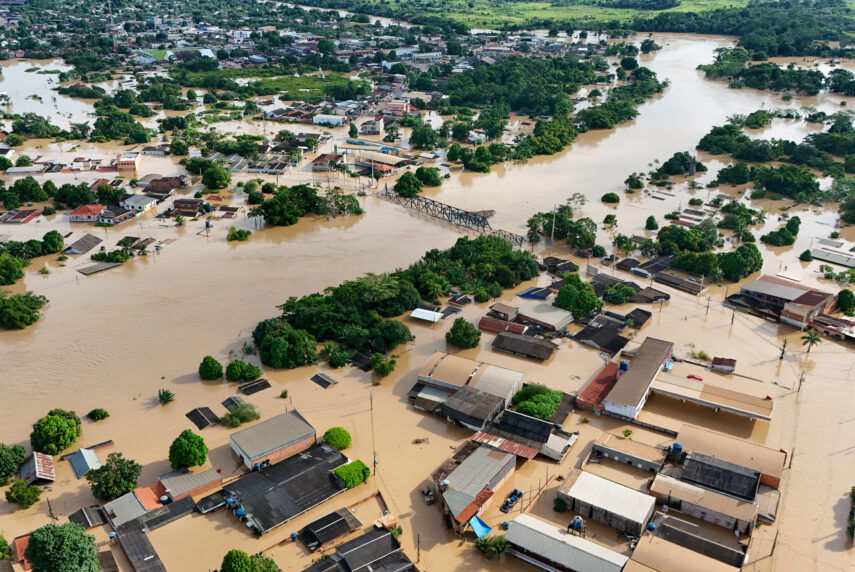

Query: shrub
[[473, 289, 490, 303], [30, 408, 82, 455], [602, 283, 636, 305], [838, 289, 855, 316], [645, 216, 658, 230], [280, 389, 289, 399], [445, 318, 481, 348], [158, 388, 175, 405], [225, 359, 262, 382], [0, 533, 9, 559], [6, 480, 41, 508], [0, 444, 26, 486], [622, 429, 633, 438], [168, 429, 208, 469], [86, 408, 109, 422], [512, 384, 562, 420], [334, 460, 370, 488], [371, 353, 396, 377], [198, 355, 223, 380], [799, 249, 813, 262], [474, 536, 509, 559], [553, 498, 567, 512], [227, 226, 251, 242], [323, 427, 352, 450], [601, 192, 620, 203], [219, 403, 260, 428]]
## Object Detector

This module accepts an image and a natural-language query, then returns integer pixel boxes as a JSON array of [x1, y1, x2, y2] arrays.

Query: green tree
[[445, 317, 481, 348], [5, 480, 41, 508], [0, 533, 9, 559], [86, 452, 142, 501], [170, 139, 189, 155], [202, 163, 231, 189], [0, 292, 47, 329], [370, 353, 396, 377], [323, 427, 352, 450], [259, 328, 317, 369], [838, 289, 855, 316], [601, 192, 620, 203], [0, 443, 26, 485], [225, 359, 262, 382], [799, 249, 813, 262], [645, 216, 659, 230], [86, 408, 109, 421], [41, 230, 64, 254], [168, 429, 208, 469], [602, 283, 636, 305], [0, 156, 12, 171], [220, 550, 253, 572], [447, 143, 461, 162], [349, 122, 358, 138], [198, 355, 223, 380], [250, 554, 279, 572], [802, 328, 822, 353], [554, 273, 602, 318], [30, 409, 82, 455], [394, 171, 423, 198], [219, 404, 260, 428], [415, 166, 442, 186], [25, 524, 99, 572], [0, 254, 25, 285]]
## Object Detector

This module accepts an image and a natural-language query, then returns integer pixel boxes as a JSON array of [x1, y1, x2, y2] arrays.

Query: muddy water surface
[[1, 33, 854, 572]]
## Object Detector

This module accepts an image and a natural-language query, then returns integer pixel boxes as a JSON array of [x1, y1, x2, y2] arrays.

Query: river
[[1, 33, 854, 572]]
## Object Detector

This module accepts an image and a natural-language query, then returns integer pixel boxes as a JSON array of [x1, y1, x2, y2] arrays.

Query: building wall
[[172, 477, 223, 501], [592, 445, 662, 472], [558, 491, 652, 535], [232, 433, 317, 469], [509, 548, 569, 572]]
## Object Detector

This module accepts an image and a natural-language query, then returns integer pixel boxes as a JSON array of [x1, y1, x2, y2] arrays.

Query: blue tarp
[[664, 360, 674, 371], [469, 515, 492, 538]]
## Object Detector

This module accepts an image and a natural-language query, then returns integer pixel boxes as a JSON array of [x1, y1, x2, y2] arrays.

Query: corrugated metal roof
[[409, 308, 444, 322], [559, 468, 655, 525], [603, 337, 672, 407], [676, 424, 786, 480], [594, 433, 667, 465], [505, 514, 628, 572], [158, 467, 221, 499], [630, 535, 740, 572], [103, 492, 147, 528], [230, 410, 315, 460], [444, 446, 514, 499], [471, 432, 539, 459]]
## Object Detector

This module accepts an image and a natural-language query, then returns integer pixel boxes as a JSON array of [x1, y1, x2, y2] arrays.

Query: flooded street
[[1, 33, 854, 571]]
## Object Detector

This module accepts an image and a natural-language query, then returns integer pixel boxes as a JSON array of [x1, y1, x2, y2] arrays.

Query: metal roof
[[593, 433, 667, 465], [158, 467, 221, 499], [103, 492, 147, 528], [676, 424, 786, 481], [650, 474, 759, 522], [409, 308, 443, 322], [505, 514, 628, 572], [230, 410, 315, 460], [68, 448, 101, 479], [444, 446, 514, 499], [604, 337, 672, 407], [740, 277, 809, 301], [559, 468, 656, 525], [630, 535, 740, 572], [515, 299, 574, 329], [492, 332, 558, 360]]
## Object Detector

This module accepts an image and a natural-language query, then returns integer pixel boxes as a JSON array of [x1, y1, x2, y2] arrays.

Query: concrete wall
[[592, 445, 662, 473]]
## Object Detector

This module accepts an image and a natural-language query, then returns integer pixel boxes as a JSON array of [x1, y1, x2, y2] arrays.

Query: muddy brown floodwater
[[1, 33, 855, 572]]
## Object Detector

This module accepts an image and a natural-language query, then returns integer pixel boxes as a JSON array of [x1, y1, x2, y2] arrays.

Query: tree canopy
[[25, 524, 98, 572], [169, 429, 209, 469], [445, 317, 481, 349], [30, 408, 82, 455], [87, 452, 142, 501]]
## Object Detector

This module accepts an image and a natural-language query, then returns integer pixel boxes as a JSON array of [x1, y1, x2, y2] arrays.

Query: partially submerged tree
[[168, 429, 208, 469]]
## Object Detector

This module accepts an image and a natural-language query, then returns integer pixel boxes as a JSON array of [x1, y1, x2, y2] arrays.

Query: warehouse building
[[504, 513, 629, 572], [229, 410, 316, 469], [649, 474, 758, 535], [676, 424, 786, 489], [591, 432, 667, 473], [681, 452, 760, 501], [557, 468, 656, 535], [601, 338, 674, 419], [628, 535, 740, 572]]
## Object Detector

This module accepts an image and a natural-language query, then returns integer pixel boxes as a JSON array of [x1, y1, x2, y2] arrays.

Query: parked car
[[500, 489, 524, 513]]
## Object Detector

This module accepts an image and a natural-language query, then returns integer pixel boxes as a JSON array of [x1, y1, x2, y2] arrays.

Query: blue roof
[[69, 448, 101, 479]]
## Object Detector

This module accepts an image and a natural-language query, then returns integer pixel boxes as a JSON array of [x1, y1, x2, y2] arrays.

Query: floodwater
[[1, 34, 855, 572]]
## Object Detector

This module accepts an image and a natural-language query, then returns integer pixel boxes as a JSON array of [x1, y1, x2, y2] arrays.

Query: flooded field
[[1, 33, 854, 571]]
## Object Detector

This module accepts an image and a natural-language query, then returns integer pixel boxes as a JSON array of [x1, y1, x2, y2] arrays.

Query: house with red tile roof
[[69, 204, 106, 222]]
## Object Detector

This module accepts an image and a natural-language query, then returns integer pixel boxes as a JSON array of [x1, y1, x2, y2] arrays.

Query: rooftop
[[559, 468, 656, 525], [681, 452, 760, 500], [594, 432, 667, 465], [604, 337, 673, 408], [650, 374, 773, 421], [629, 535, 740, 572], [650, 474, 758, 523], [676, 424, 786, 480], [492, 331, 558, 361], [504, 514, 628, 572], [299, 507, 362, 551], [230, 410, 315, 460]]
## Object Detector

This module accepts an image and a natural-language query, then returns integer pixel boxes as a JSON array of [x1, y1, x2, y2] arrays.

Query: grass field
[[343, 0, 749, 28], [146, 49, 167, 60]]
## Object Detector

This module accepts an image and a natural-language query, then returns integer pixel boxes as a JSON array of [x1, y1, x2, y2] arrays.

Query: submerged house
[[229, 410, 316, 469]]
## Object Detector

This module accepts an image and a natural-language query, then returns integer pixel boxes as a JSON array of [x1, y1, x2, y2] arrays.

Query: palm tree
[[801, 328, 822, 353]]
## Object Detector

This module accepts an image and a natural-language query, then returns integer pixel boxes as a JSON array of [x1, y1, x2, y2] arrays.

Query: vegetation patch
[[512, 384, 562, 421]]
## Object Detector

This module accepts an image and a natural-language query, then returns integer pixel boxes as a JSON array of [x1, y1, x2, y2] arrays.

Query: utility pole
[[797, 370, 805, 394], [731, 309, 735, 325], [779, 339, 787, 360], [705, 297, 711, 316], [417, 534, 420, 562]]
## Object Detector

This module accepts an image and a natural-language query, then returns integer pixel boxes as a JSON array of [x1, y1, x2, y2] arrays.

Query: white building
[[120, 194, 157, 212], [313, 114, 345, 127]]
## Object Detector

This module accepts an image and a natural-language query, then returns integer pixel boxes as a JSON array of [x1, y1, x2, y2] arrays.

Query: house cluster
[[66, 175, 188, 226]]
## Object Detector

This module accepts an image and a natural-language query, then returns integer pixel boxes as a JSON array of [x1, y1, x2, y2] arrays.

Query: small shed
[[68, 506, 107, 529], [20, 452, 55, 485], [410, 308, 444, 323], [490, 302, 519, 321], [68, 448, 101, 479]]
